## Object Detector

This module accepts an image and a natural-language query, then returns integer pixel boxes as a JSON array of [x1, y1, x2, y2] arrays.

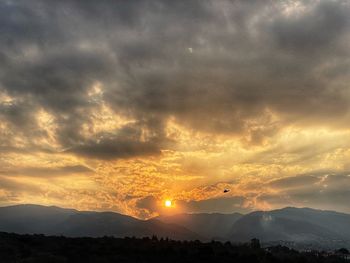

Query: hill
[[0, 204, 199, 240], [229, 207, 350, 248], [2, 204, 350, 249], [157, 212, 242, 240]]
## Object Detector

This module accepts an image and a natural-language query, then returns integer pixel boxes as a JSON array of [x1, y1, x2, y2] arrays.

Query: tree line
[[0, 232, 348, 263]]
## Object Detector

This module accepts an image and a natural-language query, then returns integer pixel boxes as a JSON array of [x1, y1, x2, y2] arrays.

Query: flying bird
[[223, 189, 230, 193]]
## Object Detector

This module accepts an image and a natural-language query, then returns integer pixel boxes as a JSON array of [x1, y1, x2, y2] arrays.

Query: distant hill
[[0, 204, 200, 240], [2, 204, 350, 248], [156, 212, 242, 240], [229, 207, 350, 248]]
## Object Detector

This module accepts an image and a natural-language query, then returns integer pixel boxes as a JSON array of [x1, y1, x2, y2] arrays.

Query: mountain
[[0, 204, 76, 234], [156, 212, 242, 240], [229, 207, 350, 248], [0, 204, 199, 240], [2, 204, 350, 248]]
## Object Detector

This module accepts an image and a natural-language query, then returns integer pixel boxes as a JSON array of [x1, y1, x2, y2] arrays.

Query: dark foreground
[[0, 232, 349, 263]]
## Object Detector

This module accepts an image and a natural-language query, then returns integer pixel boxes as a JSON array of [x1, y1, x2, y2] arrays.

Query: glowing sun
[[165, 200, 172, 207]]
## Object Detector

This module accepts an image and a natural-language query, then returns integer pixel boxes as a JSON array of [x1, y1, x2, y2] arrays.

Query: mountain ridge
[[0, 204, 200, 240], [229, 207, 350, 249], [156, 212, 243, 240], [1, 204, 350, 248]]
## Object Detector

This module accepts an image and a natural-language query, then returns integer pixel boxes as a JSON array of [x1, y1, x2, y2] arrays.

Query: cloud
[[68, 139, 161, 160], [135, 194, 250, 218], [0, 176, 41, 193], [259, 173, 350, 213], [178, 196, 250, 214], [270, 1, 349, 53], [267, 175, 320, 189], [0, 0, 350, 161], [65, 124, 163, 160], [135, 196, 159, 218], [0, 165, 93, 177], [1, 0, 350, 217]]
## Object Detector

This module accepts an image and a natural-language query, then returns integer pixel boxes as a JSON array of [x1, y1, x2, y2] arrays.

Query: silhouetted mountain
[[0, 204, 76, 234], [0, 204, 199, 240], [157, 212, 242, 240], [229, 207, 350, 248], [2, 204, 350, 248]]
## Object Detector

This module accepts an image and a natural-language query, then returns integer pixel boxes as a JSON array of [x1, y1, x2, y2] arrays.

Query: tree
[[250, 238, 261, 249]]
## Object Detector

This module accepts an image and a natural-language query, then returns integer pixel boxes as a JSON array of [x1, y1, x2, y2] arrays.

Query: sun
[[164, 200, 172, 207]]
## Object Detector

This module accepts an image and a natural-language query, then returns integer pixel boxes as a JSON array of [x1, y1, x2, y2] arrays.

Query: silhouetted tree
[[337, 248, 349, 254], [0, 232, 348, 263], [250, 238, 261, 249]]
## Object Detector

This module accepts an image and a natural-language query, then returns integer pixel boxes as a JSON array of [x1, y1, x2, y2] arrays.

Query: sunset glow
[[1, 0, 350, 220], [165, 200, 172, 208]]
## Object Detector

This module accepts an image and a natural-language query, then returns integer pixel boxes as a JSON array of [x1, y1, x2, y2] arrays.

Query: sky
[[1, 0, 350, 219]]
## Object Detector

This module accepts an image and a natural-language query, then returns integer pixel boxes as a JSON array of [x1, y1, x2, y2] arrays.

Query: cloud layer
[[1, 0, 350, 218]]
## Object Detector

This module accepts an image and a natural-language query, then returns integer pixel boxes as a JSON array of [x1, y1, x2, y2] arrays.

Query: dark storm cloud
[[1, 0, 350, 159], [270, 1, 349, 53], [68, 138, 161, 160], [66, 123, 166, 159]]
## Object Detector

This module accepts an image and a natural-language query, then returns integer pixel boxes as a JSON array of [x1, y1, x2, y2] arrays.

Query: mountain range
[[1, 204, 350, 248], [0, 204, 199, 240], [156, 212, 242, 240]]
